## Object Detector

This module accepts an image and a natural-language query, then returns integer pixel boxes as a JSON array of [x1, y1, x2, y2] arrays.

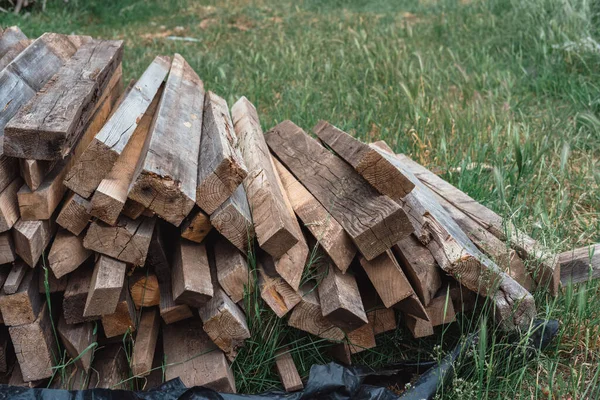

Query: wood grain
[[210, 184, 254, 253], [0, 177, 22, 232], [48, 229, 92, 279], [288, 283, 345, 341], [275, 348, 303, 392], [559, 244, 600, 284], [181, 207, 212, 243], [83, 255, 126, 317], [171, 239, 213, 307], [12, 218, 56, 267], [57, 314, 95, 372], [56, 192, 91, 236], [214, 237, 251, 303], [0, 232, 15, 264], [131, 307, 160, 377], [101, 286, 136, 338], [3, 260, 28, 294]]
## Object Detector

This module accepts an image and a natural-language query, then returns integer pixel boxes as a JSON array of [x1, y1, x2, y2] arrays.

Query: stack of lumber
[[0, 27, 568, 393]]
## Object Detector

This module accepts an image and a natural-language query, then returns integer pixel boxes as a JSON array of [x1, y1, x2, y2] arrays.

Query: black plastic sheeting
[[0, 319, 559, 400]]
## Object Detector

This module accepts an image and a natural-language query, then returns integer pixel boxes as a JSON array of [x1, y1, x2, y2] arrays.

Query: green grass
[[3, 0, 600, 397]]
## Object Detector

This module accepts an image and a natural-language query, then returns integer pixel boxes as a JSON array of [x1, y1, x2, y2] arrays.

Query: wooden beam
[[131, 307, 160, 377], [559, 244, 600, 284], [181, 207, 212, 243], [273, 158, 356, 272], [392, 235, 441, 306], [257, 254, 301, 318], [3, 260, 28, 294], [370, 142, 536, 330], [288, 283, 345, 341], [163, 318, 236, 392], [0, 263, 41, 327], [19, 159, 49, 191], [121, 198, 146, 220], [318, 262, 368, 332], [56, 192, 91, 236], [9, 301, 58, 382], [48, 229, 92, 279], [0, 26, 27, 57], [129, 269, 160, 308], [62, 261, 97, 325], [0, 232, 15, 264], [425, 287, 456, 327], [90, 84, 163, 226], [196, 91, 248, 214], [359, 251, 415, 308], [12, 218, 56, 267], [231, 97, 299, 258], [368, 308, 397, 335], [404, 314, 434, 339], [214, 237, 251, 303], [127, 54, 203, 226], [101, 286, 136, 338], [275, 348, 303, 392], [0, 177, 22, 232], [396, 151, 560, 296], [159, 278, 193, 324], [64, 55, 171, 199], [0, 38, 31, 71], [4, 40, 123, 160], [265, 120, 412, 260], [210, 184, 254, 253], [172, 239, 213, 307], [38, 267, 68, 294], [87, 344, 130, 390], [83, 255, 127, 317], [199, 287, 250, 359], [57, 315, 96, 372], [83, 216, 156, 266], [315, 121, 414, 199]]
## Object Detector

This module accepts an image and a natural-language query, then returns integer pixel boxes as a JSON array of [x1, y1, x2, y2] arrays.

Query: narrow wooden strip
[[128, 54, 202, 226], [83, 216, 156, 266], [0, 232, 15, 264], [3, 260, 28, 294], [231, 97, 299, 258], [275, 348, 303, 392], [57, 315, 96, 372], [172, 239, 213, 307], [56, 192, 91, 236], [131, 307, 160, 377], [12, 218, 56, 267], [214, 237, 251, 303], [181, 207, 212, 243], [83, 255, 127, 317], [559, 244, 600, 284], [64, 55, 171, 198], [288, 283, 345, 341], [210, 184, 254, 253], [196, 91, 247, 214], [265, 120, 412, 260], [48, 229, 92, 279], [101, 286, 136, 338], [273, 157, 356, 272], [0, 177, 22, 232]]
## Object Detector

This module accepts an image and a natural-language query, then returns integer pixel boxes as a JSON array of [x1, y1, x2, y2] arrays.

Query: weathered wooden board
[[12, 218, 56, 267], [181, 207, 212, 243], [559, 244, 600, 284], [359, 251, 415, 308], [172, 239, 213, 307], [231, 97, 299, 258], [83, 255, 127, 317], [425, 287, 456, 327], [57, 315, 95, 372], [128, 54, 203, 226], [83, 216, 156, 266], [38, 267, 68, 294], [3, 260, 28, 294], [0, 26, 27, 57], [288, 283, 345, 341], [210, 184, 254, 253], [56, 192, 91, 236], [0, 267, 40, 326], [48, 229, 92, 279], [257, 253, 301, 318], [101, 286, 136, 338], [163, 318, 236, 392], [0, 39, 31, 71], [19, 159, 49, 191], [273, 157, 356, 272], [64, 55, 170, 198], [129, 269, 160, 308], [131, 307, 160, 377], [62, 261, 97, 325], [87, 344, 130, 389], [265, 121, 412, 260], [0, 177, 22, 232], [159, 277, 193, 324], [0, 232, 15, 264], [370, 142, 535, 330], [196, 91, 247, 214], [214, 237, 251, 303], [4, 40, 124, 160], [368, 308, 397, 335], [404, 314, 434, 339], [275, 348, 303, 392]]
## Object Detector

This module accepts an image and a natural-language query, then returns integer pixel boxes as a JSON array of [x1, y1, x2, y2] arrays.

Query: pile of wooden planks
[[0, 27, 569, 393]]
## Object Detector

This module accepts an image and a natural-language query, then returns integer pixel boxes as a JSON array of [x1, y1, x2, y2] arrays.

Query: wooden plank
[[288, 283, 345, 341], [404, 314, 434, 339], [4, 40, 124, 160], [359, 250, 415, 308], [210, 184, 254, 253], [368, 308, 397, 335], [48, 229, 92, 279], [83, 216, 156, 266], [559, 244, 600, 284], [90, 84, 163, 225], [57, 315, 96, 372], [131, 307, 160, 377], [16, 65, 123, 221], [370, 142, 536, 330], [196, 91, 248, 214], [315, 121, 414, 199], [0, 177, 22, 232], [425, 287, 456, 327], [83, 255, 127, 317], [9, 302, 58, 382], [273, 158, 356, 272], [0, 232, 15, 264], [396, 151, 560, 296], [129, 269, 160, 308], [62, 261, 97, 325], [101, 286, 136, 338], [265, 120, 412, 260], [19, 159, 49, 191], [3, 260, 28, 294], [63, 55, 171, 199], [392, 235, 441, 306], [257, 254, 301, 318], [172, 239, 213, 307], [87, 344, 130, 390], [159, 278, 193, 324], [0, 26, 27, 57], [163, 318, 236, 393], [12, 218, 55, 267], [128, 54, 202, 226], [318, 262, 368, 332], [231, 97, 299, 258], [181, 207, 212, 243], [56, 192, 91, 236], [214, 237, 251, 303], [0, 39, 31, 71], [275, 348, 303, 392]]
